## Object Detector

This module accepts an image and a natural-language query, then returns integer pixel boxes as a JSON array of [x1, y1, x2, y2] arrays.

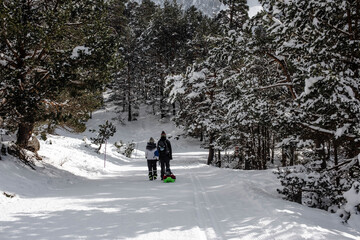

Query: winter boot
[[148, 172, 153, 181]]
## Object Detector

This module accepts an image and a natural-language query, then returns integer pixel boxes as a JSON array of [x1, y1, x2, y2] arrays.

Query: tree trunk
[[207, 134, 214, 165], [128, 103, 132, 121], [16, 122, 34, 148], [244, 141, 251, 170], [333, 139, 338, 167], [289, 143, 295, 166], [207, 147, 214, 165], [217, 150, 221, 168], [127, 60, 132, 121], [262, 126, 267, 169], [257, 126, 261, 169], [315, 138, 326, 169], [229, 0, 234, 29], [160, 71, 166, 119], [271, 133, 275, 164], [281, 146, 287, 167], [333, 139, 340, 187]]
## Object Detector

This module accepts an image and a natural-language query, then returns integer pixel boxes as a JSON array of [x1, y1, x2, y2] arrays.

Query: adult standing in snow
[[157, 131, 172, 180], [145, 137, 158, 180]]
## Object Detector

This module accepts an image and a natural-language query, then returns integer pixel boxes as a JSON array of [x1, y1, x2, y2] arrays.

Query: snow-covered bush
[[114, 140, 135, 158], [114, 141, 125, 153], [276, 155, 360, 222], [124, 142, 135, 158], [337, 181, 360, 227], [276, 166, 306, 204]]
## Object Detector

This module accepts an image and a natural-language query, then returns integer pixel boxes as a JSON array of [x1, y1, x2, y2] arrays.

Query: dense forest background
[[1, 0, 359, 222]]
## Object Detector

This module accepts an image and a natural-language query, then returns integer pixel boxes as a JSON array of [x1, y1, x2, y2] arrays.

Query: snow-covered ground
[[1, 103, 360, 240]]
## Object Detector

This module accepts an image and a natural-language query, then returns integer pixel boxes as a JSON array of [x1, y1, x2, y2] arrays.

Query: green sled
[[163, 177, 175, 183]]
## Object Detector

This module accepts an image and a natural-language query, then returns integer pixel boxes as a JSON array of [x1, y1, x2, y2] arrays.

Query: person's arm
[[167, 140, 172, 159], [154, 149, 159, 160]]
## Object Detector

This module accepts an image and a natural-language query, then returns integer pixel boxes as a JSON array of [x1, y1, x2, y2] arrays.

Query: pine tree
[[0, 0, 116, 148], [257, 0, 360, 220], [217, 0, 249, 30], [259, 0, 360, 157], [90, 120, 116, 153]]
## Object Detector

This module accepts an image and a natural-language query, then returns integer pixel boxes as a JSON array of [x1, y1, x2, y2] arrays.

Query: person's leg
[[165, 159, 171, 173], [152, 161, 158, 179], [160, 160, 165, 180], [147, 160, 153, 180]]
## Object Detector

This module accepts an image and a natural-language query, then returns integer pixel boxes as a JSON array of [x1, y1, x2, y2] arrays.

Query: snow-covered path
[[1, 151, 360, 240], [1, 104, 360, 239]]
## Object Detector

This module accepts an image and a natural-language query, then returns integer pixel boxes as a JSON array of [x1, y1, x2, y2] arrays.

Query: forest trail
[[1, 150, 359, 240], [1, 105, 359, 240]]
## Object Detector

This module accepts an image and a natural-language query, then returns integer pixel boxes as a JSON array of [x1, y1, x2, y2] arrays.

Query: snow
[[70, 46, 92, 59], [345, 85, 355, 99], [343, 182, 360, 230], [1, 103, 360, 239], [304, 76, 322, 95], [248, 5, 263, 18], [335, 124, 351, 138]]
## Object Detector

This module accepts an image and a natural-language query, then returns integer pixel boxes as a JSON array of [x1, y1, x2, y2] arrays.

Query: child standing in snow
[[145, 137, 158, 180]]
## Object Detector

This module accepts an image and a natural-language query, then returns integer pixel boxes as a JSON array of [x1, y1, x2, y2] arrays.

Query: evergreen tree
[[90, 120, 116, 153], [260, 0, 360, 158], [255, 0, 360, 220], [217, 0, 249, 30], [0, 0, 116, 148]]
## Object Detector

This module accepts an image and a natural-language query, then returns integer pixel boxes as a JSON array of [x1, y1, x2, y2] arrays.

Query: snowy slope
[[1, 102, 360, 240], [134, 0, 262, 17]]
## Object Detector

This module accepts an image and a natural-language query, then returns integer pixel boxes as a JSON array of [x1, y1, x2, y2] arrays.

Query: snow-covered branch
[[301, 122, 357, 140], [257, 82, 293, 90], [265, 52, 297, 100]]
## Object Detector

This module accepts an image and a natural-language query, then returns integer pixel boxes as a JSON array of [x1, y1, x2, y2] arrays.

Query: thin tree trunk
[[315, 138, 326, 169], [257, 126, 261, 169], [333, 139, 339, 186], [289, 143, 295, 166], [281, 146, 286, 167], [333, 139, 339, 166], [218, 150, 221, 168], [172, 103, 176, 116], [128, 103, 132, 122], [271, 133, 275, 164], [207, 134, 214, 165]]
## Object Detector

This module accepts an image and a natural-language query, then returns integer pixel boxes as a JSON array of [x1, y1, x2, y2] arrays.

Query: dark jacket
[[157, 137, 172, 161]]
